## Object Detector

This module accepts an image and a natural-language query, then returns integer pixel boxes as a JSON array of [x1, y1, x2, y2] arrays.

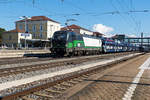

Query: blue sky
[[0, 0, 150, 37]]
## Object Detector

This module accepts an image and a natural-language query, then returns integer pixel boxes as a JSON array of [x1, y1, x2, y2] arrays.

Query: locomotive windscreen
[[52, 31, 68, 48], [53, 31, 67, 41]]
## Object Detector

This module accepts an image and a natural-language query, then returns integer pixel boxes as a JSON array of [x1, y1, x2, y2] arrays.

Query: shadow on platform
[[23, 53, 52, 58], [104, 74, 150, 80], [84, 79, 150, 86]]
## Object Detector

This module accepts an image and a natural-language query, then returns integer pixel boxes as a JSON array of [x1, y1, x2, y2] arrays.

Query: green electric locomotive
[[50, 30, 102, 56]]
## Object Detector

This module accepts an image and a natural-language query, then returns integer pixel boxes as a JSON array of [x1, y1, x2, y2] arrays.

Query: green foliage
[[0, 28, 6, 39]]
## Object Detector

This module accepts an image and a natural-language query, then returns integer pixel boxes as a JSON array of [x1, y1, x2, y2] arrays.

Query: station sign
[[21, 33, 30, 37]]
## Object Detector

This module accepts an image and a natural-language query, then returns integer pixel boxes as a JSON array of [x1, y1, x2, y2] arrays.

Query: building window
[[50, 25, 53, 32], [19, 24, 23, 30], [40, 33, 42, 38], [33, 33, 36, 38], [32, 25, 36, 32], [40, 24, 43, 31], [26, 24, 29, 33], [9, 35, 12, 40]]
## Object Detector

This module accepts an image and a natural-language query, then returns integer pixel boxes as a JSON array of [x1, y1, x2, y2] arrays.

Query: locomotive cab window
[[53, 31, 67, 41], [76, 34, 83, 41], [72, 32, 76, 40], [68, 32, 73, 42], [68, 32, 76, 42]]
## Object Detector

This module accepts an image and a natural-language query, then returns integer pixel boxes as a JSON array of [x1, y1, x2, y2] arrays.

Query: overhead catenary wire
[[0, 0, 149, 33], [17, 0, 148, 32], [61, 0, 123, 30], [0, 0, 148, 18], [116, 0, 138, 27], [108, 0, 135, 32], [32, 0, 35, 6], [0, 0, 24, 4], [130, 0, 135, 11], [117, 0, 142, 35]]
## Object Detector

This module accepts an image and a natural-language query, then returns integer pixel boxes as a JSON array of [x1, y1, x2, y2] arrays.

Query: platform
[[66, 53, 150, 100], [0, 50, 50, 58]]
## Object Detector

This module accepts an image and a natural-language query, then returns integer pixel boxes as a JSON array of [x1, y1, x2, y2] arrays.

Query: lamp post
[[20, 16, 30, 49]]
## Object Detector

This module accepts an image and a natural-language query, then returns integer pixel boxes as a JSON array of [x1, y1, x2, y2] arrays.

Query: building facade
[[2, 16, 60, 48], [16, 16, 61, 40], [93, 32, 103, 37], [61, 24, 93, 35], [2, 29, 32, 48]]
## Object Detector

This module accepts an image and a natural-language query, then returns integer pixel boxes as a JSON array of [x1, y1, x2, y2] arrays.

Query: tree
[[0, 28, 6, 45]]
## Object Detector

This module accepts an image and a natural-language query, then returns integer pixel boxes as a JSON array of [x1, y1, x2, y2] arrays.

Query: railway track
[[0, 57, 54, 65], [0, 52, 132, 66], [0, 52, 132, 78], [0, 52, 142, 100]]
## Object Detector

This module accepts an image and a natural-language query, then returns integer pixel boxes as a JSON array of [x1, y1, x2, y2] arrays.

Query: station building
[[16, 16, 60, 40], [61, 24, 93, 35], [61, 24, 104, 38], [2, 16, 61, 48], [93, 32, 103, 37], [2, 29, 32, 48]]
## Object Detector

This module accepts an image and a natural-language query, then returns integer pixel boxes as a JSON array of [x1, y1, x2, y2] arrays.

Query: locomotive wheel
[[67, 52, 73, 57]]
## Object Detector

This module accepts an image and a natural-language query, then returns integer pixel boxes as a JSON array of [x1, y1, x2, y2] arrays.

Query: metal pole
[[25, 35, 26, 49], [24, 17, 27, 49], [25, 18, 27, 33], [20, 16, 30, 49], [141, 32, 143, 50], [148, 38, 149, 50], [65, 21, 68, 30]]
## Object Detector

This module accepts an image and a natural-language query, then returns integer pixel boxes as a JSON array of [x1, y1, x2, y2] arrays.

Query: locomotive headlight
[[77, 43, 81, 47], [65, 43, 68, 47]]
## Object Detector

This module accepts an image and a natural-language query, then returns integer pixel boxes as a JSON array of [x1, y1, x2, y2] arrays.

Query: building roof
[[5, 29, 25, 33], [16, 16, 60, 23], [61, 24, 92, 32], [93, 32, 103, 36]]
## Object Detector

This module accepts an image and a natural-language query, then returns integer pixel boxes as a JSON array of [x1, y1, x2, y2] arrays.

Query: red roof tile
[[93, 32, 103, 36], [61, 24, 92, 32], [16, 16, 60, 23], [5, 29, 25, 33]]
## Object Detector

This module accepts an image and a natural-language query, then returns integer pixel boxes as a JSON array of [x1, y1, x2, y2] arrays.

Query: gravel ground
[[0, 59, 105, 84], [0, 58, 117, 96], [0, 53, 127, 70], [0, 53, 139, 98], [0, 65, 90, 96]]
